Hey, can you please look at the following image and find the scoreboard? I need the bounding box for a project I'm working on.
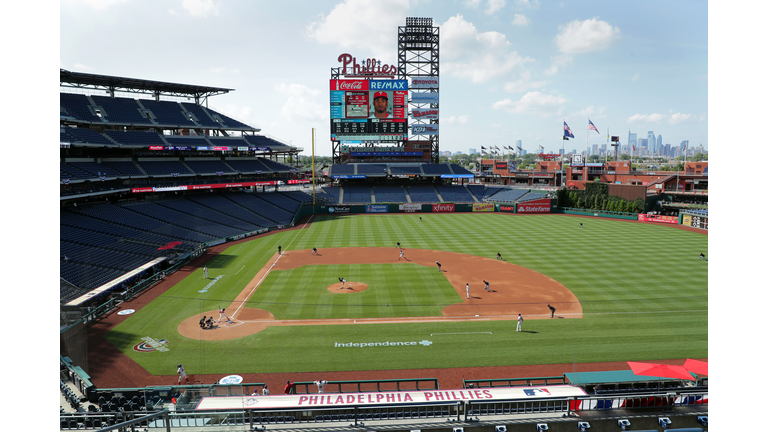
[330,79,408,142]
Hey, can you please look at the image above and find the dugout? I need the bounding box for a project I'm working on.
[564,370,705,395]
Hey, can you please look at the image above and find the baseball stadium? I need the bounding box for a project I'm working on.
[59,18,708,432]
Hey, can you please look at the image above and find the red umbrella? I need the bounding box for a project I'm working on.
[683,359,708,376]
[627,361,695,381]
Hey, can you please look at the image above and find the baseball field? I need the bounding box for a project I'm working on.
[102,213,707,383]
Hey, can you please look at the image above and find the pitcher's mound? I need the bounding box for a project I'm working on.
[328,282,368,293]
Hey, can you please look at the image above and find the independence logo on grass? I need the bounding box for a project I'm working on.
[335,340,433,348]
[133,337,170,352]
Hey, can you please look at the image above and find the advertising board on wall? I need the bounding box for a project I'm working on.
[637,214,678,224]
[411,108,439,119]
[411,93,439,103]
[516,199,551,214]
[432,203,455,213]
[399,203,422,213]
[366,205,388,213]
[498,204,515,213]
[411,124,439,136]
[472,203,494,212]
[682,214,708,230]
[410,77,439,88]
[327,206,351,214]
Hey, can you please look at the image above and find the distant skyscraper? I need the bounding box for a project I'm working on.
[469,148,477,154]
[591,144,598,156]
[647,131,656,153]
[656,135,662,153]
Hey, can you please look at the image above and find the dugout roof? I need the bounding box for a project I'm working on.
[565,370,674,385]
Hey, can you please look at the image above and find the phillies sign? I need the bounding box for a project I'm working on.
[338,53,396,77]
[432,203,455,213]
[517,199,551,214]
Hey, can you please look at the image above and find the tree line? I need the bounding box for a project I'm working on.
[556,182,645,213]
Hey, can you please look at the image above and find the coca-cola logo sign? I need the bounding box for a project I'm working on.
[338,53,396,77]
[432,203,455,213]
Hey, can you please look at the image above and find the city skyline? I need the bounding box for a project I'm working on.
[59,1,708,156]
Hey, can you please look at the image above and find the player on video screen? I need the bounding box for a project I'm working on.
[369,91,391,118]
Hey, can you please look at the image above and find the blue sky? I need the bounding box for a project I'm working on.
[58,0,708,156]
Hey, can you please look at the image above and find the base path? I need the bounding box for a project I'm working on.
[178,247,582,341]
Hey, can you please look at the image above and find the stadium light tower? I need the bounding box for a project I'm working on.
[399,17,440,164]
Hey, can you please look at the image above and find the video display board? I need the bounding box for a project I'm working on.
[330,79,408,143]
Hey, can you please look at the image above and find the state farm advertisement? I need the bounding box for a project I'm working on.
[432,203,455,213]
[516,199,551,214]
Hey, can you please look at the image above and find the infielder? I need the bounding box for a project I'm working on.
[399,249,405,260]
[396,242,401,249]
[484,280,490,292]
[203,265,208,279]
[548,304,556,318]
[278,245,282,255]
[312,247,318,255]
[177,364,190,384]
[496,253,502,261]
[466,283,470,299]
[699,253,706,260]
[436,261,441,272]
[516,313,524,332]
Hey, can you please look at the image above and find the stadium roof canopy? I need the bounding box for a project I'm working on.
[60,69,233,101]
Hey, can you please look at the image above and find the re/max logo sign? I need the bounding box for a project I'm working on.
[369,80,408,90]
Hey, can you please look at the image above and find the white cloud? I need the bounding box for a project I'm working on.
[485,0,506,15]
[306,0,409,60]
[211,67,226,73]
[492,91,568,117]
[514,0,539,8]
[444,115,470,124]
[555,18,620,54]
[181,0,220,17]
[73,63,92,71]
[631,73,640,81]
[512,14,530,26]
[464,0,482,8]
[503,72,546,92]
[274,83,326,123]
[628,111,703,124]
[544,53,572,75]
[441,14,533,83]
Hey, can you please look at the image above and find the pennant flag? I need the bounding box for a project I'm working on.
[538,145,544,150]
[564,121,575,139]
[588,119,599,134]
[172,173,179,178]
[632,143,635,152]
[216,171,223,176]
[99,175,106,182]
[63,179,70,185]
[255,170,262,174]
[481,146,487,150]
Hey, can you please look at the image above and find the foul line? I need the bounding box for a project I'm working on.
[234,265,245,276]
[232,215,315,319]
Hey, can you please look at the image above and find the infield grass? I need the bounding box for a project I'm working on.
[105,213,707,375]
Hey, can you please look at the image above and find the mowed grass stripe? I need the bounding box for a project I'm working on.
[107,213,707,375]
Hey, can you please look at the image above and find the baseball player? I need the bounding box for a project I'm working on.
[548,304,556,318]
[579,223,584,228]
[218,308,231,323]
[699,253,706,260]
[436,261,441,272]
[312,247,318,255]
[278,245,282,255]
[516,313,524,332]
[396,242,401,249]
[314,379,328,393]
[496,253,502,261]
[338,277,346,289]
[466,283,470,299]
[399,249,405,260]
[177,364,190,384]
[262,385,270,395]
[199,315,206,328]
[419,217,422,222]
[203,265,208,279]
[484,280,490,292]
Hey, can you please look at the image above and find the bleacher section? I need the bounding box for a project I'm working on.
[389,165,422,176]
[179,102,221,128]
[90,95,149,124]
[67,162,123,178]
[102,160,144,176]
[258,158,294,173]
[139,99,195,126]
[136,160,194,176]
[225,192,293,226]
[60,93,103,123]
[485,189,529,202]
[373,186,407,203]
[104,130,166,147]
[518,192,547,202]
[435,185,475,202]
[450,164,474,175]
[225,158,273,173]
[407,186,439,203]
[321,186,341,203]
[184,194,276,227]
[421,164,453,176]
[344,186,373,203]
[62,127,115,146]
[330,165,355,176]
[355,164,388,177]
[184,159,235,175]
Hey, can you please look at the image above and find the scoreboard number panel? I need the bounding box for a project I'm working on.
[330,79,408,142]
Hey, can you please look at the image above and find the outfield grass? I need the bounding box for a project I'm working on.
[105,213,707,376]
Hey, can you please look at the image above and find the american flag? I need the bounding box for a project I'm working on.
[632,143,635,152]
[588,119,599,134]
[564,121,575,139]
